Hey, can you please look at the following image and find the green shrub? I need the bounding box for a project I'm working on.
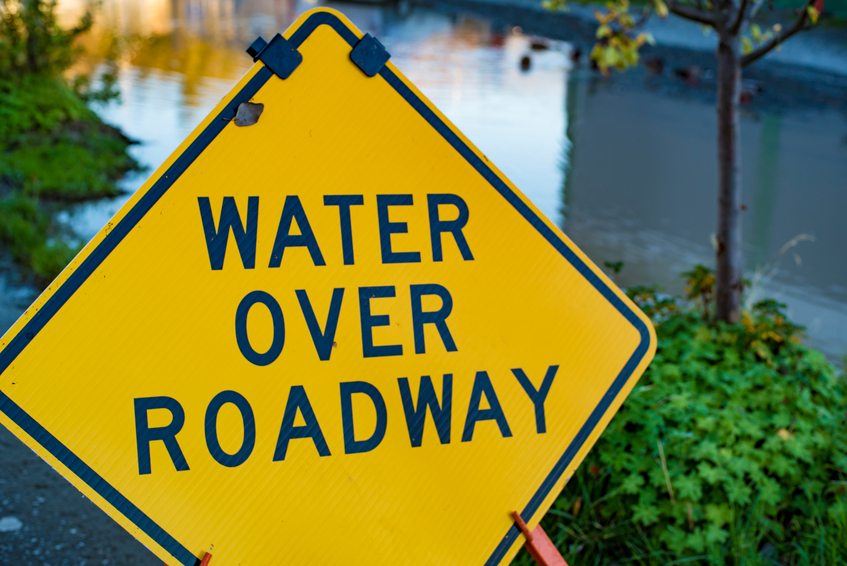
[0,193,77,281]
[0,75,91,137]
[520,273,847,565]
[0,1,138,281]
[0,75,138,201]
[0,0,92,78]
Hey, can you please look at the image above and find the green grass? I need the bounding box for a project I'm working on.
[0,75,140,283]
[0,75,139,200]
[1,131,136,200]
[0,193,77,281]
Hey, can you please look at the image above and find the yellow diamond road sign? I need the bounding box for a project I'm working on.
[0,8,655,565]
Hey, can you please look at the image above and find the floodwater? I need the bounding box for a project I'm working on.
[49,0,847,359]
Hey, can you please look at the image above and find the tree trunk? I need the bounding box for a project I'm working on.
[715,33,743,323]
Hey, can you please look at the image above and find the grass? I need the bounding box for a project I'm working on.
[0,75,140,283]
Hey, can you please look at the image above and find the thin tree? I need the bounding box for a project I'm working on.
[551,0,824,322]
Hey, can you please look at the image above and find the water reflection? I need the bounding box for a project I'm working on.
[61,0,571,235]
[53,0,847,359]
[563,77,847,357]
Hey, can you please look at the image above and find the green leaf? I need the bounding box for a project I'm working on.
[697,415,717,432]
[726,481,752,504]
[758,477,782,507]
[705,523,728,544]
[685,528,706,552]
[698,462,727,485]
[676,474,703,500]
[632,502,661,526]
[767,455,793,477]
[622,472,645,494]
[705,503,732,527]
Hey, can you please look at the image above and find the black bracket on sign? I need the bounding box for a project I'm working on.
[350,34,390,77]
[246,34,302,79]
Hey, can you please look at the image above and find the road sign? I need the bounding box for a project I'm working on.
[0,8,655,565]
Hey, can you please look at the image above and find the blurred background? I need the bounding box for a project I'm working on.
[2,0,845,358]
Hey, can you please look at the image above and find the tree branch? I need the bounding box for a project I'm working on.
[747,0,767,22]
[741,4,812,67]
[667,0,718,27]
[730,0,750,34]
[635,6,653,28]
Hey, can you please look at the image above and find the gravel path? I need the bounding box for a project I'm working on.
[0,283,159,564]
[0,425,159,565]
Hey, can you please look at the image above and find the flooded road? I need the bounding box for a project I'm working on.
[43,0,847,360]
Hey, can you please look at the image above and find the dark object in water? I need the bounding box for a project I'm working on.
[570,46,582,63]
[740,79,764,104]
[520,54,532,71]
[644,56,664,74]
[529,38,550,51]
[673,65,702,84]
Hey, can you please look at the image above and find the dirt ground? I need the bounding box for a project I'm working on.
[0,302,159,565]
[0,425,159,565]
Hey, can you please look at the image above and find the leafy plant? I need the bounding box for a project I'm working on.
[0,193,77,280]
[518,271,847,564]
[0,1,138,282]
[0,0,92,77]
